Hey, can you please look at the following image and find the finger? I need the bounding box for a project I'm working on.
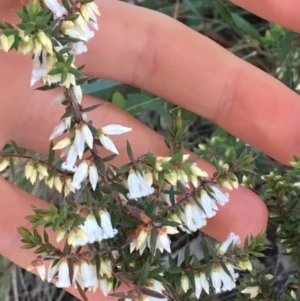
[72,0,300,165]
[230,0,300,33]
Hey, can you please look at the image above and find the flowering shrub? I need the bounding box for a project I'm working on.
[1,1,300,301]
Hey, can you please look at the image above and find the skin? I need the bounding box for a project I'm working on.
[0,0,300,299]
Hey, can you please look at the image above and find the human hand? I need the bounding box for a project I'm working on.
[0,0,300,300]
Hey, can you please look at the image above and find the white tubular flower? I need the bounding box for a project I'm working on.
[199,190,219,218]
[36,262,46,281]
[177,169,189,188]
[79,261,98,288]
[241,286,260,299]
[44,0,66,18]
[74,124,94,159]
[54,175,63,193]
[56,260,71,288]
[68,227,88,247]
[1,34,15,52]
[37,163,49,179]
[199,273,210,294]
[211,263,239,293]
[72,85,83,104]
[74,128,84,158]
[79,214,103,244]
[64,177,76,196]
[181,274,189,293]
[31,51,48,86]
[25,161,38,184]
[219,232,241,255]
[52,93,66,105]
[164,171,178,186]
[0,159,10,172]
[48,260,59,282]
[130,227,151,255]
[189,163,208,178]
[99,277,113,296]
[218,266,237,292]
[98,124,132,154]
[89,162,98,191]
[61,21,88,41]
[62,144,78,172]
[99,258,112,278]
[156,227,173,253]
[222,173,239,190]
[49,117,71,140]
[37,31,53,55]
[100,209,118,239]
[71,160,89,189]
[211,266,222,293]
[71,41,88,55]
[146,280,167,301]
[126,169,155,200]
[80,2,100,29]
[194,273,210,297]
[53,137,72,150]
[180,200,207,232]
[210,186,229,206]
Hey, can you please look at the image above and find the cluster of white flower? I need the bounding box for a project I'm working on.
[57,210,117,247]
[181,273,209,298]
[180,233,240,297]
[25,161,49,184]
[126,169,154,200]
[166,186,230,233]
[130,225,178,255]
[39,257,114,296]
[29,0,100,87]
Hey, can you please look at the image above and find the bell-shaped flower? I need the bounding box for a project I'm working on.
[74,261,98,289]
[218,232,240,255]
[156,226,175,253]
[99,277,113,296]
[181,274,189,293]
[49,117,71,140]
[180,200,207,232]
[88,162,98,190]
[126,169,155,200]
[241,286,261,299]
[61,21,88,41]
[198,190,219,218]
[130,226,151,255]
[71,160,89,189]
[56,260,71,288]
[210,186,229,206]
[0,159,10,172]
[98,124,132,154]
[100,209,118,239]
[43,0,66,18]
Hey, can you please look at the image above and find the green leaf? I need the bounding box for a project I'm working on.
[81,104,101,113]
[139,262,150,285]
[48,141,55,162]
[167,266,181,274]
[126,140,134,161]
[150,228,158,256]
[94,158,106,175]
[112,92,127,109]
[211,0,243,37]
